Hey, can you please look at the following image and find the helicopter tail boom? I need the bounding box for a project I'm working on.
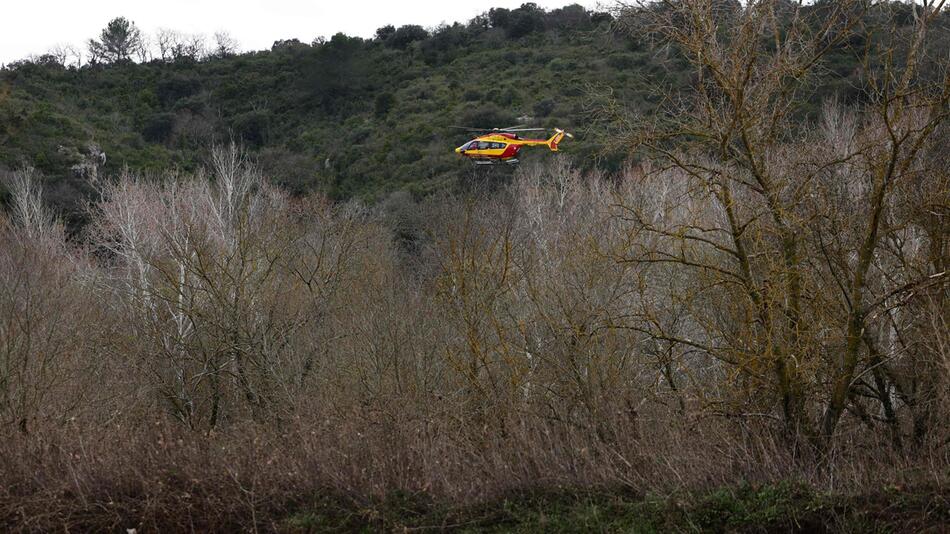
[517,129,573,151]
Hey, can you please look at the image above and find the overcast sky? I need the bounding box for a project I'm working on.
[1,0,604,64]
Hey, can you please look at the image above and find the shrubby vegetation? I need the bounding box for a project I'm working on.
[0,0,947,531]
[4,2,946,225]
[0,4,633,220]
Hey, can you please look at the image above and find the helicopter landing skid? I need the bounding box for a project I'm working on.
[474,158,519,166]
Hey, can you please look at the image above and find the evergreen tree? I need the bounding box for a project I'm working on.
[87,17,142,63]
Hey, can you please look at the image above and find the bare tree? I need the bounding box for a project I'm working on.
[183,34,208,60]
[0,169,103,433]
[155,28,177,61]
[154,28,207,62]
[1,167,57,241]
[46,44,83,68]
[136,33,153,63]
[213,31,239,57]
[606,0,949,449]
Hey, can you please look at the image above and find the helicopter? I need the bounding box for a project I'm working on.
[453,125,573,165]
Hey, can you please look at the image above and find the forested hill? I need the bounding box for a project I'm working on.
[0,2,942,222]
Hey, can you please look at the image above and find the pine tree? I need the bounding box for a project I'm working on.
[87,17,142,63]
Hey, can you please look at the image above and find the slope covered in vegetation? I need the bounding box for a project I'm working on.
[4,1,944,223]
[0,5,625,213]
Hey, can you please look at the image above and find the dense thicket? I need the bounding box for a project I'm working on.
[1,139,946,529]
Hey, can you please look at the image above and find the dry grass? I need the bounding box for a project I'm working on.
[2,410,946,531]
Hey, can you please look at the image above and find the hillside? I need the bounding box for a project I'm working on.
[2,2,928,223]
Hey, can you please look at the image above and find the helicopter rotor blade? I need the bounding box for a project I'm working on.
[449,125,550,133]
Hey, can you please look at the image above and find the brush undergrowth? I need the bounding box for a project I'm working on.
[282,483,949,533]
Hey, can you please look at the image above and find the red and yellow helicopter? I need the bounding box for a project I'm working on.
[454,125,573,165]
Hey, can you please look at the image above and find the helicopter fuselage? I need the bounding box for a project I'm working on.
[455,130,569,164]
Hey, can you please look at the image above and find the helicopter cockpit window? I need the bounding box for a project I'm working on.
[477,141,492,150]
[463,141,478,151]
